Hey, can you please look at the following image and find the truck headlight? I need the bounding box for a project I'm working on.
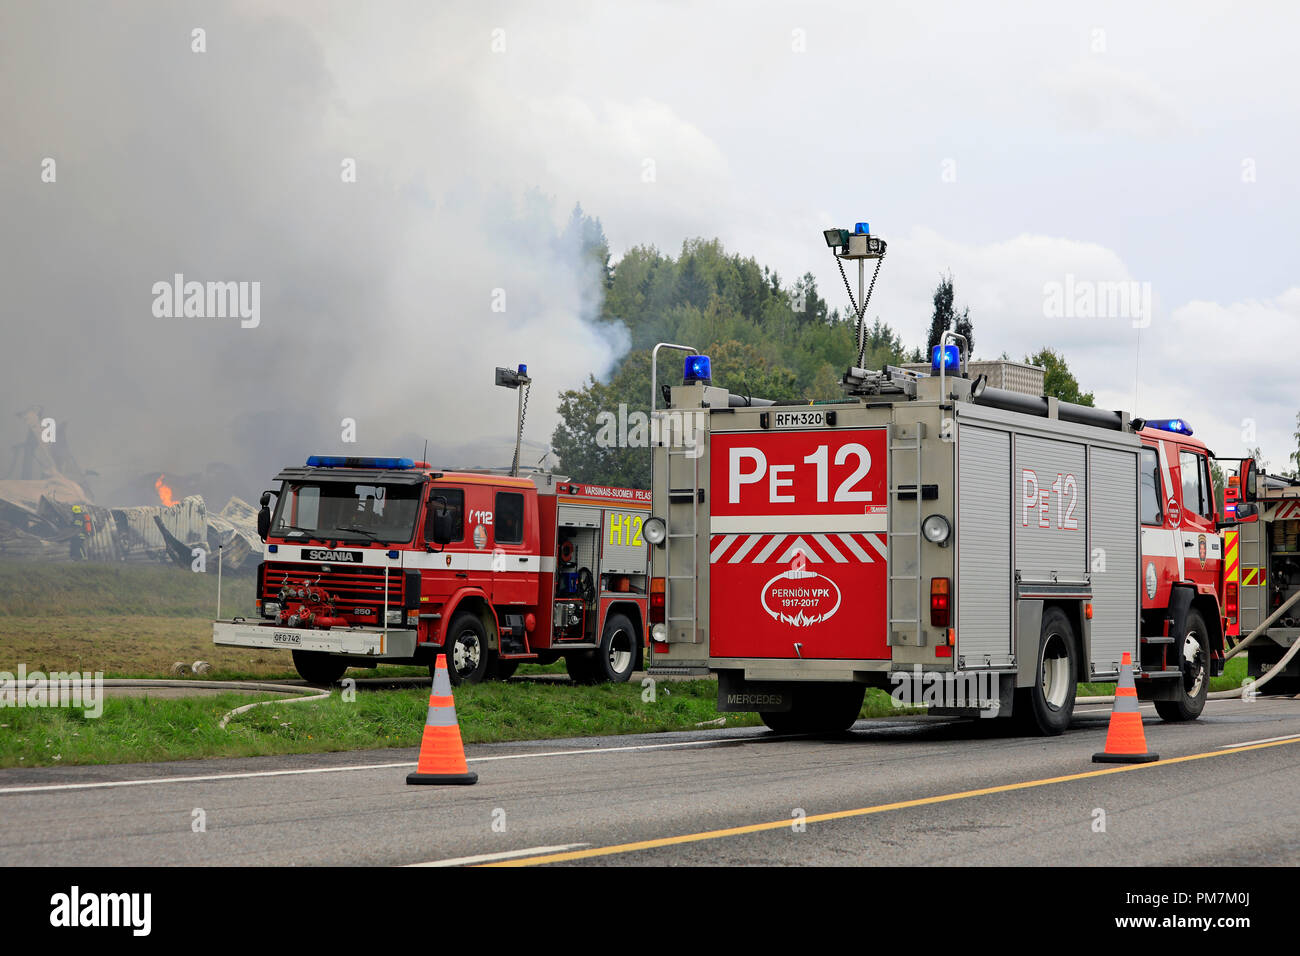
[922,515,951,545]
[262,601,280,619]
[643,517,667,546]
[652,623,667,643]
[386,610,405,625]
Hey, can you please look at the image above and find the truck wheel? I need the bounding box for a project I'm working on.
[292,650,348,685]
[592,614,638,683]
[1015,607,1077,736]
[1155,609,1209,722]
[489,659,519,681]
[443,614,492,685]
[565,651,600,684]
[760,685,865,735]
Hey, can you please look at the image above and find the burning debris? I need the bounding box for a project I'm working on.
[0,490,262,570]
[154,474,178,508]
[0,408,261,570]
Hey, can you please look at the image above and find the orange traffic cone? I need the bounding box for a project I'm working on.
[407,654,478,785]
[1093,651,1158,764]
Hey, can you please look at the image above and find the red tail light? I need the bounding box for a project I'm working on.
[1226,582,1238,622]
[649,577,665,625]
[930,578,951,628]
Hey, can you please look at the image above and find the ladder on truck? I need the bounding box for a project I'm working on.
[888,424,924,648]
[662,439,700,646]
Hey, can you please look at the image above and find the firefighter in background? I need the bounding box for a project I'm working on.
[70,505,91,560]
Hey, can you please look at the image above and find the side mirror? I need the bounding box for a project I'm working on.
[1241,459,1258,502]
[1235,502,1258,519]
[257,491,273,542]
[425,497,454,546]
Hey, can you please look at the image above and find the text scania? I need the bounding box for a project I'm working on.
[50,886,151,936]
[305,550,358,562]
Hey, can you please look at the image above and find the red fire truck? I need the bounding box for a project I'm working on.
[646,345,1228,734]
[643,224,1227,734]
[213,458,650,685]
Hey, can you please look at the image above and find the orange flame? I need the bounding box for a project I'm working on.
[155,474,177,507]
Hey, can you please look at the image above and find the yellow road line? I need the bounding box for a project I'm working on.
[483,736,1300,866]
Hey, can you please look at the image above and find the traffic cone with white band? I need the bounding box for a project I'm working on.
[1092,651,1158,764]
[407,654,478,785]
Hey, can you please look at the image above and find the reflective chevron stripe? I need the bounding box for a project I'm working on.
[709,532,887,564]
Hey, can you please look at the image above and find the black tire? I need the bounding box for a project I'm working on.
[1015,607,1077,736]
[292,650,348,685]
[442,613,492,685]
[1155,609,1210,721]
[590,613,638,683]
[489,658,520,681]
[565,651,599,685]
[759,684,865,735]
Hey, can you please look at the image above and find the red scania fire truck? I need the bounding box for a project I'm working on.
[644,223,1230,735]
[213,458,650,685]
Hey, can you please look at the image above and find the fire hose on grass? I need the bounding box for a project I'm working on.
[1077,589,1300,705]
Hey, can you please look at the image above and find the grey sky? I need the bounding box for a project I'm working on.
[3,1,1297,504]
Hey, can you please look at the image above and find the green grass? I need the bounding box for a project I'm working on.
[0,681,915,768]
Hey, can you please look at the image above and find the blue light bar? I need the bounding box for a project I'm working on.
[1144,419,1193,437]
[931,344,960,372]
[307,456,416,469]
[517,364,527,376]
[854,222,870,235]
[684,354,712,384]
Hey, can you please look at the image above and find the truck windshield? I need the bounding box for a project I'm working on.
[270,481,422,544]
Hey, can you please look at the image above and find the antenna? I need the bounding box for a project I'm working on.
[422,438,428,466]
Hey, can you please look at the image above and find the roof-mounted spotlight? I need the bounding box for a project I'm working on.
[824,228,850,250]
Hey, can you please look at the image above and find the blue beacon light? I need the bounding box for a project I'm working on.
[307,456,416,469]
[684,355,712,384]
[1144,419,1194,437]
[930,344,960,372]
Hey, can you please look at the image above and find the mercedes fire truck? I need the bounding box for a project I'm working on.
[643,222,1227,735]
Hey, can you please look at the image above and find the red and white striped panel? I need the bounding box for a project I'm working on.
[1271,500,1300,520]
[709,532,887,565]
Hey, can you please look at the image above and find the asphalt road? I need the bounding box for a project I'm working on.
[3,695,1299,866]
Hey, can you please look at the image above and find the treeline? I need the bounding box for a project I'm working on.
[550,209,920,487]
[551,206,1091,487]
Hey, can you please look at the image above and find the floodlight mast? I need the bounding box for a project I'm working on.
[826,223,887,367]
[495,364,532,476]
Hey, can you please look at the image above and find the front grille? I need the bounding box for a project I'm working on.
[262,561,405,612]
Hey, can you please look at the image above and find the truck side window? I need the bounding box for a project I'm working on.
[495,492,524,545]
[425,488,465,542]
[1180,451,1211,518]
[1140,447,1163,525]
[1200,456,1216,520]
